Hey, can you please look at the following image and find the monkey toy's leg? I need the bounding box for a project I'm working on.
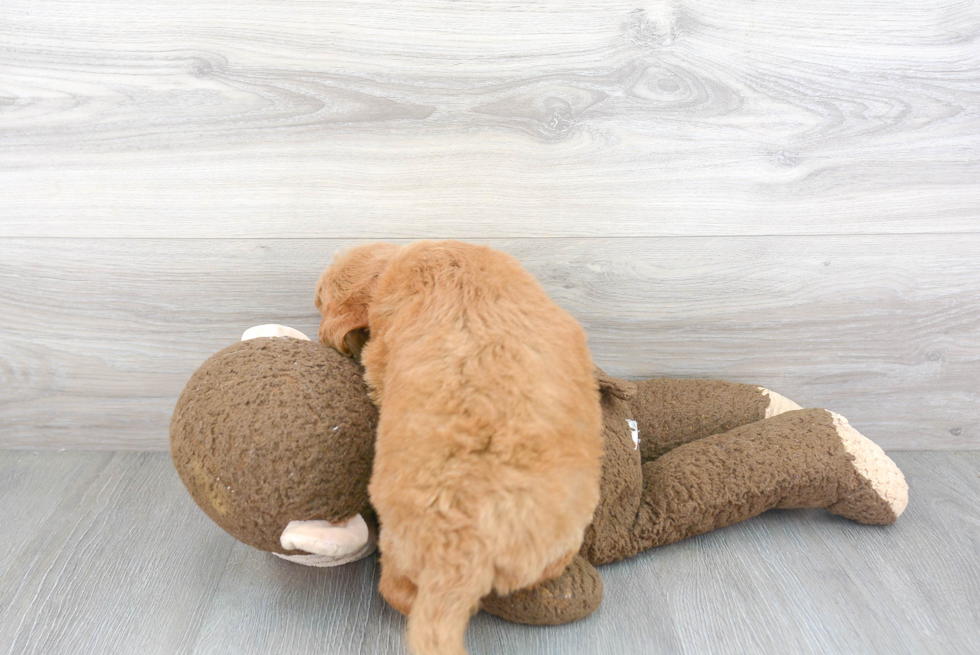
[480,554,603,626]
[629,378,802,461]
[481,377,806,625]
[610,408,908,564]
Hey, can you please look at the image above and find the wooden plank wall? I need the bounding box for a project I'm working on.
[1,1,978,449]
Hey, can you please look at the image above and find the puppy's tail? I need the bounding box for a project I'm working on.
[406,562,493,655]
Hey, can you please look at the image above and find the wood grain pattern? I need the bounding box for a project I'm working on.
[1,1,977,451]
[1,451,977,654]
[0,451,235,655]
[2,236,977,449]
[854,451,980,654]
[2,0,978,237]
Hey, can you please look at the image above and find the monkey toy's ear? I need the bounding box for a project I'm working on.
[594,368,637,401]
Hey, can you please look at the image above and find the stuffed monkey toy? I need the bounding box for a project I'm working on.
[171,326,907,625]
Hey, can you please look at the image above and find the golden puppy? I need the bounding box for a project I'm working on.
[316,241,602,655]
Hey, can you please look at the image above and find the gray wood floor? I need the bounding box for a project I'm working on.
[1,450,977,655]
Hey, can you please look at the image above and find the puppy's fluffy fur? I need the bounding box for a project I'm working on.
[316,241,602,655]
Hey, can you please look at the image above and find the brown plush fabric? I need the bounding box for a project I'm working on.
[480,554,603,625]
[608,408,894,564]
[478,395,906,623]
[828,475,899,525]
[171,348,902,627]
[579,370,642,564]
[170,337,378,554]
[629,378,769,461]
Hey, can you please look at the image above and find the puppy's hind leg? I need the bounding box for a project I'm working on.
[379,550,418,616]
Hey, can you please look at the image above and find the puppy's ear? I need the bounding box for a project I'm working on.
[317,242,399,355]
[319,310,368,356]
[343,328,370,361]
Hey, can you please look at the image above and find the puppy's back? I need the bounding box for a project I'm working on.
[366,241,603,655]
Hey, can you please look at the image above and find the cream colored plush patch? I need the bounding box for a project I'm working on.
[242,324,311,341]
[276,514,376,567]
[274,547,375,567]
[760,388,803,417]
[273,546,376,568]
[831,412,909,518]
